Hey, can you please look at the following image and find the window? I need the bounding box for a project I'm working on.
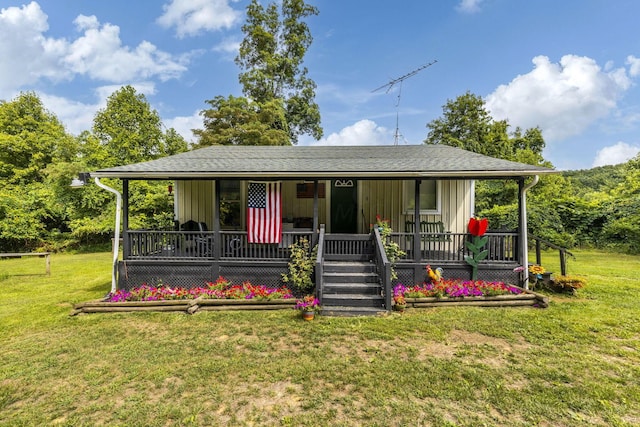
[219,180,241,228]
[404,180,440,214]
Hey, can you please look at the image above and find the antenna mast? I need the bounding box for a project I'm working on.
[372,59,437,145]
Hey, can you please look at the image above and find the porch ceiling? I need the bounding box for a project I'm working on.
[91,144,556,180]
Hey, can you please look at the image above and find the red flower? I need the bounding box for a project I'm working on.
[468,217,488,237]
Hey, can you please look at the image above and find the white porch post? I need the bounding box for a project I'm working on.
[520,175,539,290]
[94,177,122,294]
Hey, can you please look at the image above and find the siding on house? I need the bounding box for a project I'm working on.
[360,180,472,234]
[176,179,472,234]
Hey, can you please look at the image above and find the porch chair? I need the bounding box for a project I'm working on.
[404,221,452,242]
[181,220,214,257]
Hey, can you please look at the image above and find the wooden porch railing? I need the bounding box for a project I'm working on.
[389,231,519,263]
[315,225,326,305]
[372,228,392,310]
[528,234,574,276]
[322,233,373,261]
[125,230,313,260]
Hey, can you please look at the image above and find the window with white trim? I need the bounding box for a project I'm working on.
[404,180,440,214]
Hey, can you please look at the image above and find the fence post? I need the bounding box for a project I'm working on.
[560,249,567,276]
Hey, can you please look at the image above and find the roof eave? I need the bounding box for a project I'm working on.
[90,169,557,180]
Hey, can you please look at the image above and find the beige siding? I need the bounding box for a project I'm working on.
[176,180,327,230]
[281,181,327,225]
[176,179,472,233]
[175,180,214,227]
[359,179,472,234]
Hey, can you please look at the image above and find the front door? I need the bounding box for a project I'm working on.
[331,179,358,233]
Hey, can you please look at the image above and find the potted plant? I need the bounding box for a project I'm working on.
[282,238,317,294]
[295,295,320,320]
[393,294,407,312]
[549,275,586,295]
[528,264,546,289]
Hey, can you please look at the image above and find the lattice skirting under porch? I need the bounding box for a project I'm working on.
[118,260,289,290]
[395,262,521,287]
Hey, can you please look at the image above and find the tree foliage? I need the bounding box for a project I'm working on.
[196,0,322,146]
[425,91,547,165]
[93,85,187,167]
[193,96,289,147]
[424,91,640,252]
[0,88,187,252]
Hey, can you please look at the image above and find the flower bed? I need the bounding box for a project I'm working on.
[71,277,296,315]
[393,279,548,309]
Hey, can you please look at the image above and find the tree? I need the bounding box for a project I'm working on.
[425,91,547,164]
[193,96,289,147]
[0,92,74,184]
[0,92,78,251]
[197,0,322,146]
[93,85,187,167]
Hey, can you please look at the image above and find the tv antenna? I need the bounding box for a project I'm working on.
[372,59,437,145]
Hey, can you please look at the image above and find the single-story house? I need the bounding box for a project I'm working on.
[89,144,555,314]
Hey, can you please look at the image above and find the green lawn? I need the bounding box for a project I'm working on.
[1,250,639,426]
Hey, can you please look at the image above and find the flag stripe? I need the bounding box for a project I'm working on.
[247,182,281,244]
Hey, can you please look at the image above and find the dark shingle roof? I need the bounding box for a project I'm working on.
[92,144,556,179]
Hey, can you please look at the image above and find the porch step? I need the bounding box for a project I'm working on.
[321,293,384,308]
[322,271,378,284]
[323,261,376,273]
[320,260,386,315]
[321,306,387,317]
[324,282,381,295]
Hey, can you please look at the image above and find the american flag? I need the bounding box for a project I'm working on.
[247,182,282,244]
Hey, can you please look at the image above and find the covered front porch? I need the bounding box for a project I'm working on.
[89,145,555,313]
[118,222,520,300]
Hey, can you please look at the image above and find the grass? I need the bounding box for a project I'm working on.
[1,250,639,426]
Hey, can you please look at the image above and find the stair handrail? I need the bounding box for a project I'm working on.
[315,225,326,305]
[372,227,392,311]
[528,233,575,276]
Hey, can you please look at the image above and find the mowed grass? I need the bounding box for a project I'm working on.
[1,251,639,426]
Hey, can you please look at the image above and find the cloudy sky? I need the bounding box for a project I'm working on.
[1,0,639,170]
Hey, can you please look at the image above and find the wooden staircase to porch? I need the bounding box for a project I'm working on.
[320,260,386,317]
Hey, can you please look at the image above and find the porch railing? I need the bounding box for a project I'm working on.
[389,231,519,263]
[315,225,326,305]
[323,234,373,261]
[125,229,313,260]
[373,228,392,310]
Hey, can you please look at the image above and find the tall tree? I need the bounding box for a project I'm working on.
[424,91,547,164]
[93,85,187,167]
[0,92,74,184]
[197,0,322,146]
[237,0,322,143]
[193,96,289,147]
[0,92,76,250]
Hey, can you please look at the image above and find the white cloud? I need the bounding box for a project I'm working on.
[0,2,189,99]
[592,141,640,167]
[456,0,483,13]
[157,0,242,38]
[164,111,204,144]
[213,37,241,55]
[303,120,393,146]
[39,83,158,136]
[627,55,640,77]
[40,93,100,135]
[486,55,632,141]
[64,15,188,82]
[0,2,67,97]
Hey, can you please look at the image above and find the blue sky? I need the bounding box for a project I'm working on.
[1,0,640,170]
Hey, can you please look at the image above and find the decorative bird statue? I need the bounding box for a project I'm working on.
[426,265,443,283]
